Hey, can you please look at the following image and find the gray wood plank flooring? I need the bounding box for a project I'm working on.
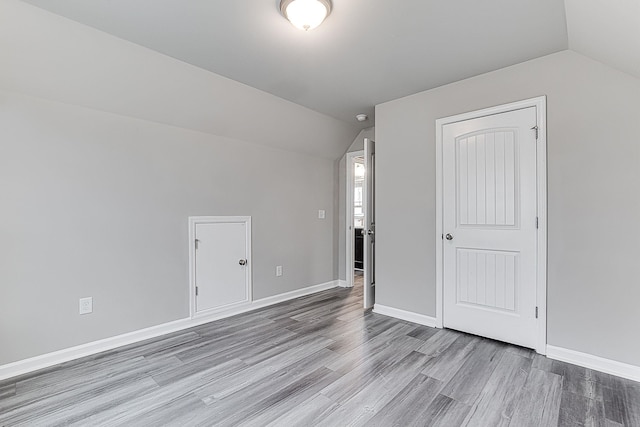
[1,275,639,426]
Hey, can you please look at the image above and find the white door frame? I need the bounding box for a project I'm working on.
[435,96,547,354]
[345,150,365,288]
[188,216,252,318]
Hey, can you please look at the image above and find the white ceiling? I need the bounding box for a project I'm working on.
[20,0,569,127]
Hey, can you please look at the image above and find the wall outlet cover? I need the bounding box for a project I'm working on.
[318,210,325,219]
[276,266,283,277]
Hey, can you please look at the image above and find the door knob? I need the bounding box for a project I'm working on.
[367,229,374,235]
[445,234,453,241]
[239,259,247,266]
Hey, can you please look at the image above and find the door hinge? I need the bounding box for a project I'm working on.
[441,234,444,240]
[531,125,539,140]
[535,306,539,319]
[536,217,539,229]
[195,286,199,296]
[195,239,200,250]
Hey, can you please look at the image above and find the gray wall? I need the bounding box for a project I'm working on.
[0,90,336,365]
[375,50,640,366]
[0,1,355,365]
[336,127,375,282]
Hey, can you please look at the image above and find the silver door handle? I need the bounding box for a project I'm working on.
[367,230,374,235]
[445,234,453,241]
[239,259,247,266]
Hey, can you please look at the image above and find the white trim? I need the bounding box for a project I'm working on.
[0,280,340,381]
[435,112,444,329]
[337,280,351,288]
[190,300,253,320]
[345,151,365,289]
[547,345,640,383]
[188,216,252,318]
[535,98,548,356]
[0,318,194,382]
[434,96,548,354]
[250,280,338,308]
[373,304,438,328]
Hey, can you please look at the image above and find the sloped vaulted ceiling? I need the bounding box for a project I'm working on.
[14,0,639,127]
[565,0,640,80]
[19,0,569,126]
[1,1,360,160]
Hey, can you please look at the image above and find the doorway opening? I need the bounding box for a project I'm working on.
[346,138,375,309]
[346,151,364,292]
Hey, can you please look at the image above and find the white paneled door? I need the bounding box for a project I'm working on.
[194,219,250,314]
[442,107,539,349]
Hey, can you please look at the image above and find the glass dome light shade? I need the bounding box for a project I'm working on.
[281,0,332,31]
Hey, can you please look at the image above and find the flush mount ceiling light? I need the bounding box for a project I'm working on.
[280,0,332,31]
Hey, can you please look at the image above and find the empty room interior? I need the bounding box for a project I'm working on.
[2,0,640,425]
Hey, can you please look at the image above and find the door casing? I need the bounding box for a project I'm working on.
[188,216,252,318]
[435,96,547,354]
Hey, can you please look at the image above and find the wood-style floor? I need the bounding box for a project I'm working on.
[1,276,639,427]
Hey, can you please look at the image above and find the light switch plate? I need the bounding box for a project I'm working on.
[318,210,325,219]
[276,266,283,277]
[79,297,93,315]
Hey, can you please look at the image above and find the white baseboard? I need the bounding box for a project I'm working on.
[250,280,339,309]
[0,280,339,381]
[373,304,438,328]
[546,345,640,383]
[337,280,351,288]
[0,318,195,382]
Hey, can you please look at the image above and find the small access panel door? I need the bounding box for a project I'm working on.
[194,219,250,313]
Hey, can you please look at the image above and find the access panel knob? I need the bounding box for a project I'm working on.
[445,234,453,241]
[239,259,247,266]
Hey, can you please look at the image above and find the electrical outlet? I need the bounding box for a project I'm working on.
[318,210,325,219]
[79,297,93,315]
[276,265,283,277]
